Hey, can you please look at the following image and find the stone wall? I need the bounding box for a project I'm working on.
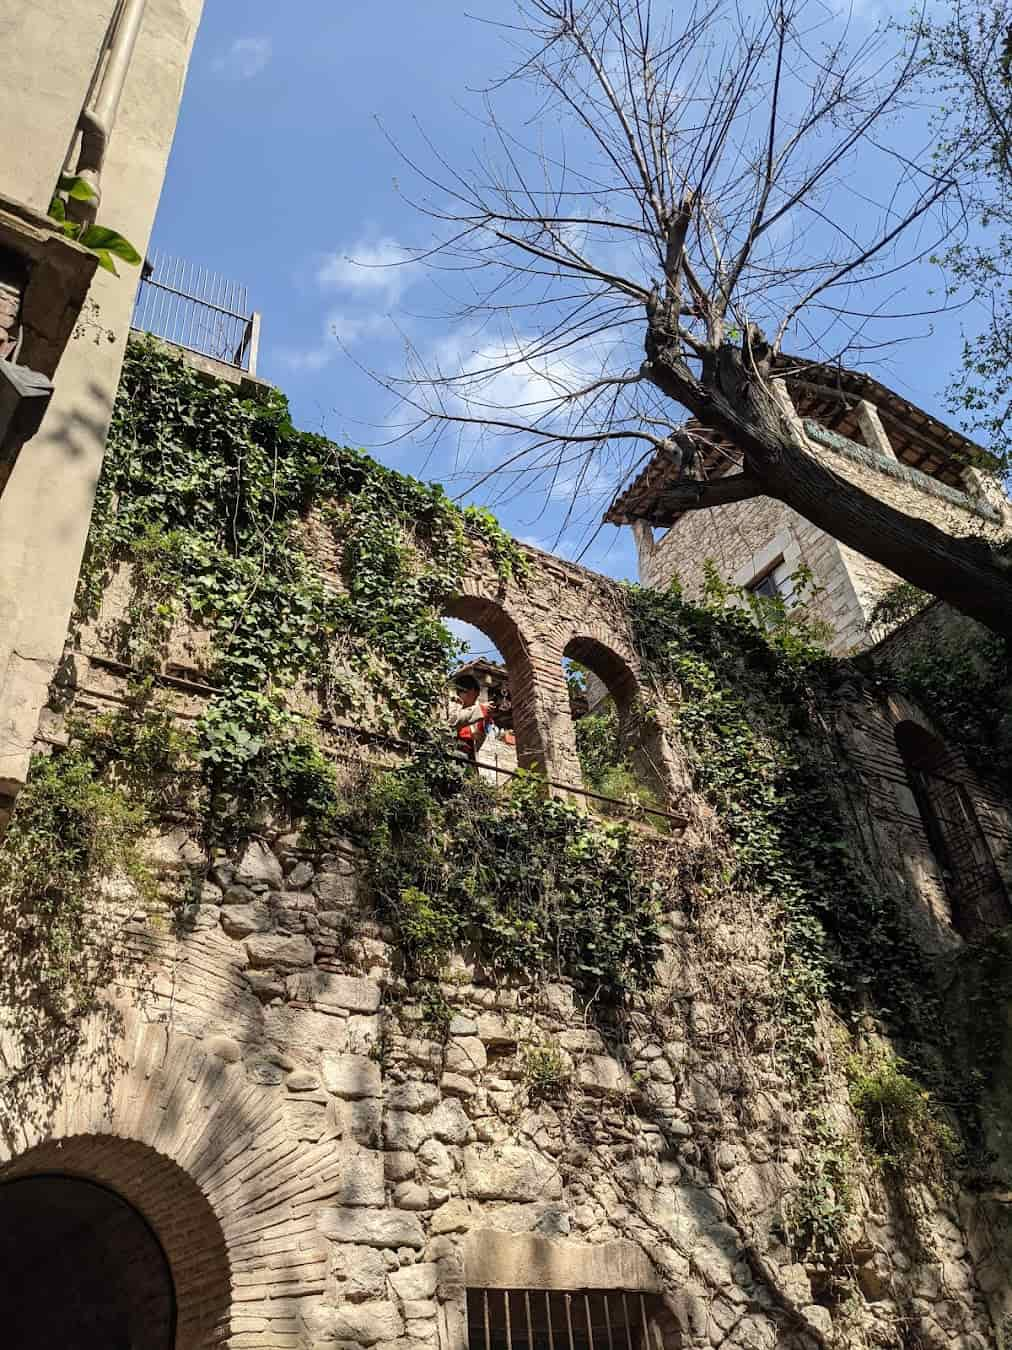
[637,429,1011,655]
[0,803,1005,1350]
[77,524,689,810]
[6,436,1012,1349]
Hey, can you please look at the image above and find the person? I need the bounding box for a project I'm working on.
[449,674,492,763]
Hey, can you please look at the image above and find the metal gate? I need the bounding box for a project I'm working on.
[467,1289,659,1350]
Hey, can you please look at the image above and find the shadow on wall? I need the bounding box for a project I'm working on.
[895,719,1012,942]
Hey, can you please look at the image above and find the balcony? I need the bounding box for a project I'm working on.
[130,250,261,380]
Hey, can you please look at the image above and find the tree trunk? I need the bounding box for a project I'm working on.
[644,325,1012,641]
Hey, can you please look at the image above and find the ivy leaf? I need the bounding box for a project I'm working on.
[79,226,142,265]
[58,174,98,202]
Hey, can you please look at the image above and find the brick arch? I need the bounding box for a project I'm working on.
[0,1009,332,1349]
[560,629,680,806]
[444,590,551,774]
[0,1137,227,1349]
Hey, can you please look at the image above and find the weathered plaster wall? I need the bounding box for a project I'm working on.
[638,434,1011,655]
[0,0,204,817]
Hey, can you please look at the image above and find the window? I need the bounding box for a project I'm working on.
[746,557,794,603]
[467,1289,661,1350]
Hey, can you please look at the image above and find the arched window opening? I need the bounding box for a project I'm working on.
[895,721,1011,939]
[442,596,547,782]
[564,635,672,823]
[0,1173,175,1350]
[445,619,517,786]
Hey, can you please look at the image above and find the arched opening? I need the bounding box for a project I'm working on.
[444,594,548,779]
[563,635,673,819]
[895,720,1011,940]
[0,1135,232,1349]
[0,1173,174,1349]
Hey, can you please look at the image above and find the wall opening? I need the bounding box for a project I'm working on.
[0,1173,175,1349]
[0,1135,232,1350]
[895,720,1011,939]
[467,1289,670,1350]
[444,595,548,778]
[563,635,672,819]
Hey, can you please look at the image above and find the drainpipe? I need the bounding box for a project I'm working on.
[71,0,150,222]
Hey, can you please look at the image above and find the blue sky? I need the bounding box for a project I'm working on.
[149,0,970,658]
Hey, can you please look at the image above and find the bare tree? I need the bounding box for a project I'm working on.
[373,0,1012,638]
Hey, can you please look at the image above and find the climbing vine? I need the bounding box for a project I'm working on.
[625,572,969,1143]
[77,340,524,829]
[344,747,661,1001]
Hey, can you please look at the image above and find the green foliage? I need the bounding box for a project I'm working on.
[521,1042,572,1102]
[346,749,660,1000]
[782,1127,856,1268]
[878,623,1012,786]
[78,340,524,830]
[574,702,622,785]
[0,745,151,1022]
[47,176,141,275]
[626,577,951,1086]
[847,1049,957,1178]
[868,581,932,636]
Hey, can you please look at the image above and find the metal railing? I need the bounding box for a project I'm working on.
[131,251,260,374]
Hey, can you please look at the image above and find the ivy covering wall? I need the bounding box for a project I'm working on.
[3,339,1011,1271]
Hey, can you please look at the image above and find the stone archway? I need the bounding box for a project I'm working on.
[444,591,552,775]
[0,1170,177,1349]
[0,1008,333,1349]
[0,1134,230,1349]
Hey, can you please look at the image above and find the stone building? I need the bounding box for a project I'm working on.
[0,335,1011,1350]
[605,362,1012,654]
[0,0,205,824]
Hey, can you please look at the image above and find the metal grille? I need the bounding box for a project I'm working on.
[467,1289,657,1350]
[911,768,1011,933]
[130,250,260,374]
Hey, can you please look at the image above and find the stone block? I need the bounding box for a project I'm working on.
[576,1055,633,1097]
[319,1208,425,1249]
[332,1147,386,1207]
[236,840,284,889]
[290,971,382,1012]
[440,1073,477,1098]
[429,1199,477,1234]
[221,902,272,938]
[245,933,315,972]
[323,1052,382,1099]
[385,1110,434,1152]
[314,868,358,906]
[388,1262,438,1301]
[304,1300,404,1345]
[462,1145,562,1201]
[430,1098,470,1144]
[476,1013,518,1046]
[332,1244,388,1302]
[286,1069,320,1092]
[394,1181,431,1210]
[386,1081,440,1112]
[417,1139,454,1186]
[385,1152,416,1181]
[402,1301,438,1321]
[444,1037,487,1074]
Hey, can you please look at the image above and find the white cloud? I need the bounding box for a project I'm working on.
[278,311,392,372]
[211,37,272,80]
[317,238,416,304]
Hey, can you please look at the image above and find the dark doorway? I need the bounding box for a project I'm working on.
[0,1173,175,1349]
